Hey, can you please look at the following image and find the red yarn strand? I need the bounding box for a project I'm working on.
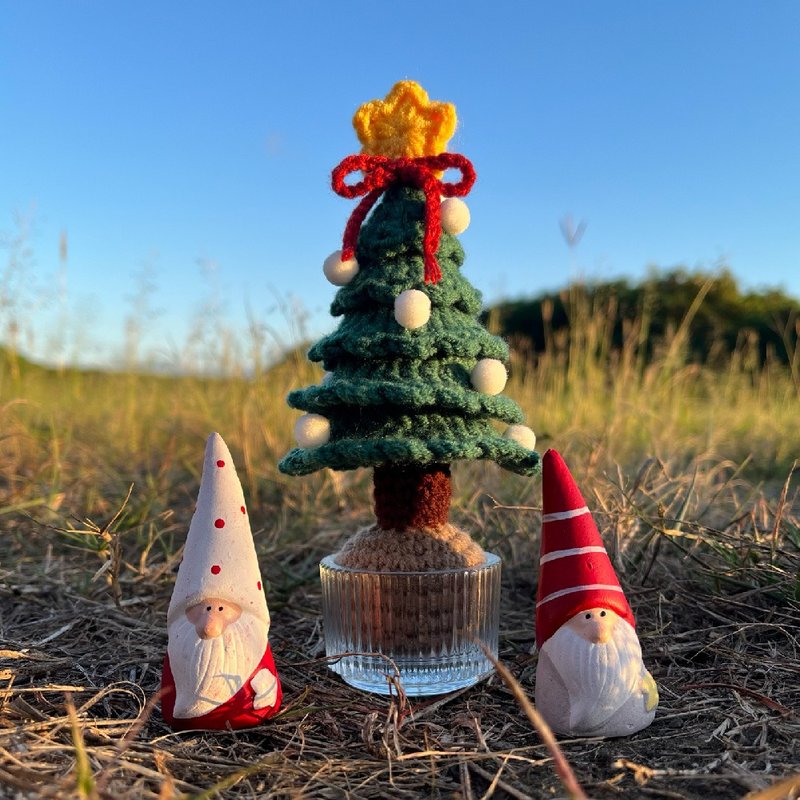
[423,189,442,284]
[341,188,383,262]
[331,153,476,285]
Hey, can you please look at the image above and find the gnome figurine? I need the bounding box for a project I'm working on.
[534,450,658,737]
[161,433,282,730]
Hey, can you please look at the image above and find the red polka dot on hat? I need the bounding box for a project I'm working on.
[214,518,225,529]
[217,459,225,467]
[210,564,221,575]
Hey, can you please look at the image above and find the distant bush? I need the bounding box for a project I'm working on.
[483,268,800,368]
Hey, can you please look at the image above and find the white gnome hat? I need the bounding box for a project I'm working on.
[167,432,270,627]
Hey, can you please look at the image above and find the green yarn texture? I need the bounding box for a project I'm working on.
[279,185,541,477]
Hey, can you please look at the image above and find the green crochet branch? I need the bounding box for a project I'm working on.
[278,185,541,481]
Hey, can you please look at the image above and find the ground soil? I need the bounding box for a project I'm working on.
[1,514,798,800]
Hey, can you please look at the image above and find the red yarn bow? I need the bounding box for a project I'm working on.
[331,153,476,285]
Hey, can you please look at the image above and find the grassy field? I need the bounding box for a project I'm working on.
[0,292,798,799]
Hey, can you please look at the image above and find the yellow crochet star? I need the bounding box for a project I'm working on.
[354,80,457,159]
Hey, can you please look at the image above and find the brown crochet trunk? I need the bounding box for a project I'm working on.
[335,463,484,571]
[373,463,451,531]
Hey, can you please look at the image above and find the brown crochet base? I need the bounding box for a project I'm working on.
[335,523,486,572]
[331,524,489,654]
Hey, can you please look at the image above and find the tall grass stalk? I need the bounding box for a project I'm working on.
[510,282,799,478]
[0,283,797,545]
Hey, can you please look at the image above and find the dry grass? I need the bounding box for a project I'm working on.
[1,291,799,799]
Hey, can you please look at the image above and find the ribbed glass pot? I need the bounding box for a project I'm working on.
[320,553,501,695]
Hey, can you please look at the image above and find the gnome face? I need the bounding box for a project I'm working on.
[534,450,657,737]
[566,607,621,645]
[168,598,269,719]
[186,598,242,640]
[162,433,281,729]
[537,607,654,735]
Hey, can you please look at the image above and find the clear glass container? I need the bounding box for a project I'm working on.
[320,553,501,696]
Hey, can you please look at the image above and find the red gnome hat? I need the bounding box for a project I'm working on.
[535,449,636,648]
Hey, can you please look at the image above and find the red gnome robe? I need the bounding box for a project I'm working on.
[534,450,657,737]
[161,433,282,730]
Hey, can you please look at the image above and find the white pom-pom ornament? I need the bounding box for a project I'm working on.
[440,198,470,235]
[394,289,431,330]
[504,424,537,450]
[323,250,359,286]
[470,358,507,395]
[294,413,330,448]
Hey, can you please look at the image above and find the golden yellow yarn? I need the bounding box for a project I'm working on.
[354,80,457,159]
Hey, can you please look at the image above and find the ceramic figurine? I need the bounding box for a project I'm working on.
[161,432,281,730]
[535,449,658,737]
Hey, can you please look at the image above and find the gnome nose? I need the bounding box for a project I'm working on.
[582,609,615,644]
[198,607,225,639]
[186,599,242,640]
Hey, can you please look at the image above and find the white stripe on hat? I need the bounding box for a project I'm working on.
[542,506,589,522]
[536,583,625,608]
[539,545,608,565]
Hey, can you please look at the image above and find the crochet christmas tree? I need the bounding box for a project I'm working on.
[279,81,540,570]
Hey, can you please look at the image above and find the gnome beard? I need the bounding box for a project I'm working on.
[539,617,645,733]
[168,610,268,719]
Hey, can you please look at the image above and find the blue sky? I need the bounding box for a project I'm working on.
[3,2,799,370]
